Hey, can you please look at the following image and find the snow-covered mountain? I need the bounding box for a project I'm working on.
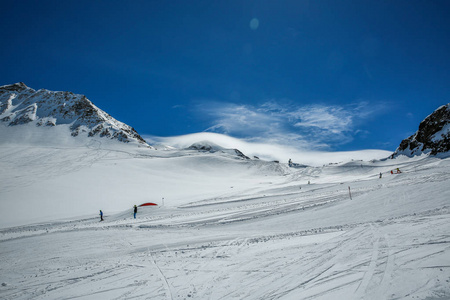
[393,103,450,157]
[1,85,449,299]
[0,83,149,146]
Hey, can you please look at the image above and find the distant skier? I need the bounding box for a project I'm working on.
[396,168,402,174]
[99,210,104,221]
[379,172,382,179]
[133,205,137,219]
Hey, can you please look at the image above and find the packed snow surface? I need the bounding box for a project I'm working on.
[1,138,449,299]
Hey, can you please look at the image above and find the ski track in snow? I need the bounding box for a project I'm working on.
[1,213,450,299]
[1,146,450,299]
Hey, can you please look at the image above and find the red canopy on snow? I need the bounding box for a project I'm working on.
[139,202,158,207]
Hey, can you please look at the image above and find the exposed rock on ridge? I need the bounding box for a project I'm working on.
[0,83,149,146]
[187,141,251,159]
[393,103,450,157]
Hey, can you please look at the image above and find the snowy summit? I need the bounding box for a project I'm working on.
[0,82,149,146]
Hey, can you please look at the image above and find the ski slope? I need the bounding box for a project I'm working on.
[0,140,449,299]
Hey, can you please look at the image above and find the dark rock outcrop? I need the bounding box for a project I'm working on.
[187,141,250,159]
[393,103,450,157]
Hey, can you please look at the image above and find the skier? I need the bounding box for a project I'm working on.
[133,205,137,219]
[396,168,401,174]
[99,210,104,221]
[379,172,382,179]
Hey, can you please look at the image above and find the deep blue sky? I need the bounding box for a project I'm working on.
[1,0,449,151]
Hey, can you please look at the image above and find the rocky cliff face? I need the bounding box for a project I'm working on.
[0,83,149,146]
[393,103,450,157]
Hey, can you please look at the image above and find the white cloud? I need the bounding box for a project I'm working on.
[202,103,278,135]
[144,100,391,165]
[193,100,386,150]
[291,106,352,131]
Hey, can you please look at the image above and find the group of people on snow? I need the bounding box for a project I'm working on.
[379,168,402,179]
[98,205,138,222]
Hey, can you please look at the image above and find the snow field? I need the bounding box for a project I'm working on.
[0,141,449,299]
[1,211,449,299]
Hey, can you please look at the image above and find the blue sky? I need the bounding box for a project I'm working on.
[1,0,449,151]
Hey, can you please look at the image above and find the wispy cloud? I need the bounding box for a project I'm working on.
[194,100,387,150]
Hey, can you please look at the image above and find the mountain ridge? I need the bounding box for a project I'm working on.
[0,83,149,146]
[393,103,450,157]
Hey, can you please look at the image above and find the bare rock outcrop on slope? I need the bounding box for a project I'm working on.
[393,103,450,157]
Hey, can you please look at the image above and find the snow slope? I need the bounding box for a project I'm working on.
[1,137,449,299]
[0,136,289,228]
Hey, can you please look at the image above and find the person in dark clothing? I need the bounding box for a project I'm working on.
[99,210,104,221]
[133,205,137,219]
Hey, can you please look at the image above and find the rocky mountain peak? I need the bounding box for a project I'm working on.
[0,83,149,146]
[393,103,450,157]
[0,82,28,92]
